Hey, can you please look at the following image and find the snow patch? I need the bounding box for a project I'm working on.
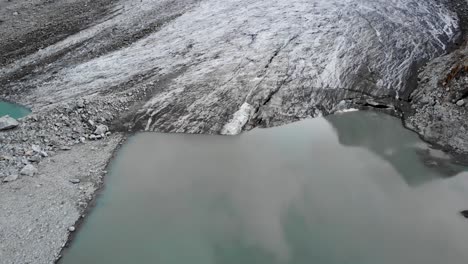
[221,102,255,135]
[336,108,359,113]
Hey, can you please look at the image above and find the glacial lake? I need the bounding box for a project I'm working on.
[60,111,468,264]
[0,101,30,119]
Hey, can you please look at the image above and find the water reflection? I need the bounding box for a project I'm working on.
[327,111,464,186]
[60,112,468,264]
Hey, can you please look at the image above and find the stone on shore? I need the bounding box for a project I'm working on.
[32,144,41,153]
[0,115,19,131]
[94,124,109,135]
[3,174,19,183]
[20,164,38,177]
[76,99,85,108]
[69,179,80,184]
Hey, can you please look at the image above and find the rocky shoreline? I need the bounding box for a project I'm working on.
[341,43,468,163]
[0,76,153,263]
[404,45,468,159]
[0,95,128,263]
[1,0,468,263]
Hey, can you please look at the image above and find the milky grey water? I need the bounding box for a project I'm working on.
[60,111,468,264]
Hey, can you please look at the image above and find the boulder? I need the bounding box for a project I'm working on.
[0,115,19,131]
[3,174,19,183]
[456,99,465,107]
[31,144,41,153]
[0,155,12,161]
[94,124,109,135]
[76,99,85,108]
[20,164,38,177]
[69,179,80,184]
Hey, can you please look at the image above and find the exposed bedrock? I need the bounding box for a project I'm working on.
[405,46,468,156]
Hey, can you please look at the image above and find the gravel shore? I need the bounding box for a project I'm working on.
[0,134,122,264]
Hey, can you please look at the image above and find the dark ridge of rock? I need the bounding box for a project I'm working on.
[404,45,468,156]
